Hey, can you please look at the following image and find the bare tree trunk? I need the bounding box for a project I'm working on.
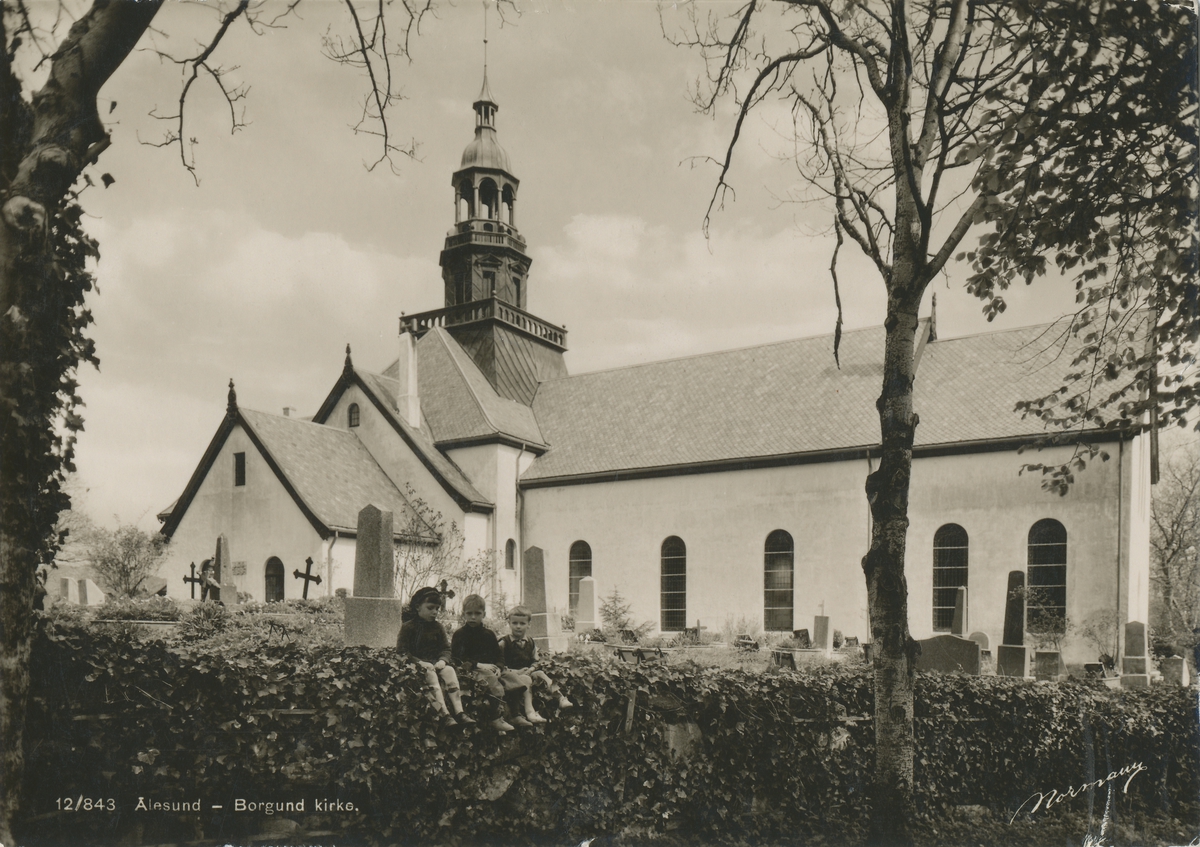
[863,299,922,847]
[0,3,162,841]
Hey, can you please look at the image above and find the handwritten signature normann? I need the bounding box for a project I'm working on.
[1009,762,1149,823]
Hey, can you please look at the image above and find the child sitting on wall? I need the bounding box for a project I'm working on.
[451,594,526,731]
[396,586,473,728]
[499,605,574,721]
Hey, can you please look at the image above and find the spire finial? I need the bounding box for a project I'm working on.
[344,343,353,374]
[483,0,488,76]
[227,379,237,416]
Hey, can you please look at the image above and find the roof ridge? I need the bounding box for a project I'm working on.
[240,406,338,431]
[928,318,1064,344]
[540,322,885,382]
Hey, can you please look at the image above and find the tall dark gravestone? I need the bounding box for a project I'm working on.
[522,546,550,653]
[950,586,967,637]
[996,570,1028,678]
[344,504,405,648]
[1120,621,1150,688]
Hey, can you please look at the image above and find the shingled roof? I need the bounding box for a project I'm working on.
[238,409,435,537]
[523,319,1097,483]
[402,328,546,447]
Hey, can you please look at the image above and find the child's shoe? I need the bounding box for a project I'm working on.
[509,715,534,728]
[453,711,476,726]
[557,695,575,710]
[527,711,548,724]
[491,717,515,732]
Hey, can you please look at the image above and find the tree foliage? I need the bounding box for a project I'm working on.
[1151,444,1200,648]
[668,0,1195,842]
[393,485,492,612]
[86,523,169,599]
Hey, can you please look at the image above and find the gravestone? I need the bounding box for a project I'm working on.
[77,578,106,606]
[997,570,1027,678]
[793,629,811,649]
[523,546,562,654]
[59,577,78,604]
[951,586,967,637]
[1121,621,1149,688]
[914,634,980,675]
[576,576,597,634]
[213,535,239,604]
[1161,656,1189,687]
[967,631,989,651]
[344,505,405,648]
[812,616,830,651]
[1034,651,1065,682]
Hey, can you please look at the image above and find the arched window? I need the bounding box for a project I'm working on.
[1028,519,1067,634]
[264,557,284,603]
[764,530,794,631]
[347,403,360,428]
[932,524,969,631]
[660,536,686,631]
[505,539,516,570]
[569,541,592,613]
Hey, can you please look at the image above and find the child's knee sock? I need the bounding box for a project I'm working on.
[523,688,536,716]
[446,684,464,714]
[428,683,449,714]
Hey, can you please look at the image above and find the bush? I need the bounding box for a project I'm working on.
[176,601,230,641]
[18,617,1199,847]
[92,595,182,622]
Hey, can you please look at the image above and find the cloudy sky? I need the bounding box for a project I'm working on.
[51,0,1084,528]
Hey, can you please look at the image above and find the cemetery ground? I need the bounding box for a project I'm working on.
[15,596,1199,847]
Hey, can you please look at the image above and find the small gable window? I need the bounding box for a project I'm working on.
[505,539,516,570]
[569,541,592,613]
[234,452,246,486]
[265,557,284,603]
[348,403,360,428]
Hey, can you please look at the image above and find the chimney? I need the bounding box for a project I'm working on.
[397,330,421,428]
[282,406,296,417]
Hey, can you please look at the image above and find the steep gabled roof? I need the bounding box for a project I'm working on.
[160,407,436,540]
[522,318,1114,484]
[391,327,546,448]
[311,366,492,512]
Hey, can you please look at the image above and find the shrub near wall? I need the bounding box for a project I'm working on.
[19,619,1199,846]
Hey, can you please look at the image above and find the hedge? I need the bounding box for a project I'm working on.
[18,617,1199,846]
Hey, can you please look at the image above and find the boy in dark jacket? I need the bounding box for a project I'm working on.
[397,586,473,727]
[451,594,524,731]
[498,605,574,722]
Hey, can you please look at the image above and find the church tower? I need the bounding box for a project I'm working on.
[400,73,568,406]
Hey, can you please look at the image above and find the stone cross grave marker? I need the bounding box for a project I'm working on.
[344,504,405,648]
[293,556,323,600]
[183,562,202,599]
[996,570,1027,677]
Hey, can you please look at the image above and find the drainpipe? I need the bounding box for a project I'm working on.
[1117,440,1125,657]
[325,531,337,598]
[517,443,527,605]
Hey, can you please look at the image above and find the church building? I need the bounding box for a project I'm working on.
[157,75,1152,666]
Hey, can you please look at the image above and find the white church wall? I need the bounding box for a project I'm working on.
[522,460,873,642]
[907,442,1129,666]
[445,443,525,606]
[161,425,328,603]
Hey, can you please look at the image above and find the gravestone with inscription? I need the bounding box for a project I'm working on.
[213,535,240,604]
[1120,621,1150,689]
[77,578,106,606]
[915,634,980,675]
[996,570,1028,677]
[523,546,565,653]
[344,505,405,648]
